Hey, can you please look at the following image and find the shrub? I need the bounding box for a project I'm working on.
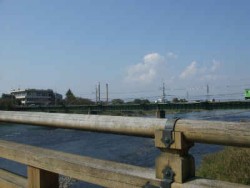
[197,147,250,185]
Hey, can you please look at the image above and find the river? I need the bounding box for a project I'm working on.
[0,109,249,187]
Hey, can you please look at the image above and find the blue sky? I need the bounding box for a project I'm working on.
[1,0,250,101]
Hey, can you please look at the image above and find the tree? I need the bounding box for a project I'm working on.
[179,98,187,103]
[0,94,17,110]
[172,98,187,103]
[65,89,76,104]
[111,99,124,105]
[133,99,150,104]
[172,98,179,103]
[65,89,75,101]
[74,97,94,105]
[64,89,94,105]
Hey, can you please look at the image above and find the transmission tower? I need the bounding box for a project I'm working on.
[206,84,209,101]
[160,82,166,103]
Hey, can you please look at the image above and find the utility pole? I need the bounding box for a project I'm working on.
[157,82,166,118]
[161,82,166,103]
[206,84,209,101]
[186,91,189,101]
[95,85,98,104]
[106,83,109,105]
[98,82,101,103]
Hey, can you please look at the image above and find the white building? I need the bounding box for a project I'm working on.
[10,89,62,106]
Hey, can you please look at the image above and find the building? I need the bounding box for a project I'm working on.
[10,89,62,106]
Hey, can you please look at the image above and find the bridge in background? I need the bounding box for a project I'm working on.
[9,100,250,114]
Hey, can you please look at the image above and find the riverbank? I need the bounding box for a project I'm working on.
[197,146,250,185]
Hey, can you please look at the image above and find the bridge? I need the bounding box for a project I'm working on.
[0,111,249,188]
[8,100,250,115]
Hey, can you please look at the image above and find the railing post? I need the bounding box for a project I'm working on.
[155,128,195,184]
[156,109,165,118]
[28,166,59,188]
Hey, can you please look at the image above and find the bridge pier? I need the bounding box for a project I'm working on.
[156,109,165,118]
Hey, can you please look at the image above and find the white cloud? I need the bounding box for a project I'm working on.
[179,61,197,79]
[125,53,165,84]
[125,52,221,91]
[211,60,220,72]
[179,60,221,81]
[167,52,178,59]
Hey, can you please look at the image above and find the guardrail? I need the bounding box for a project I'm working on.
[8,100,250,113]
[0,111,249,188]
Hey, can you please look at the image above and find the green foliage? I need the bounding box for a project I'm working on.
[172,98,179,103]
[0,98,17,110]
[64,89,94,105]
[65,89,75,100]
[66,97,94,105]
[197,147,250,185]
[73,97,94,105]
[172,98,187,103]
[111,99,124,105]
[132,98,150,104]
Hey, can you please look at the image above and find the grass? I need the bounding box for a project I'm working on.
[197,146,250,185]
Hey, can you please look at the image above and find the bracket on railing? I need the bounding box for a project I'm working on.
[155,118,194,151]
[144,166,174,188]
[155,118,179,149]
[161,166,175,188]
[164,118,179,148]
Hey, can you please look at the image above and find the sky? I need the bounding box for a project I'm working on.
[1,0,250,101]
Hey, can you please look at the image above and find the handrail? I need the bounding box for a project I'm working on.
[0,111,249,147]
[0,111,165,137]
[0,139,248,188]
[176,119,250,147]
[0,110,249,188]
[0,140,162,188]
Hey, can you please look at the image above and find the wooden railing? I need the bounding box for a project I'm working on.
[0,111,249,188]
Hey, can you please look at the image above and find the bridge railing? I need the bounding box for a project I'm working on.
[9,100,250,112]
[0,111,249,188]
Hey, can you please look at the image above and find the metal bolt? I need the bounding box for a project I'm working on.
[165,170,171,177]
[165,138,170,143]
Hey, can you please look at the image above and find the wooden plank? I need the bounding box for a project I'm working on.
[0,169,27,188]
[0,140,162,188]
[175,119,250,147]
[28,166,59,188]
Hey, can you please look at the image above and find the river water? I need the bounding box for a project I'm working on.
[0,109,249,187]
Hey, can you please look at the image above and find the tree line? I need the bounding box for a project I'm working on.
[0,88,189,109]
